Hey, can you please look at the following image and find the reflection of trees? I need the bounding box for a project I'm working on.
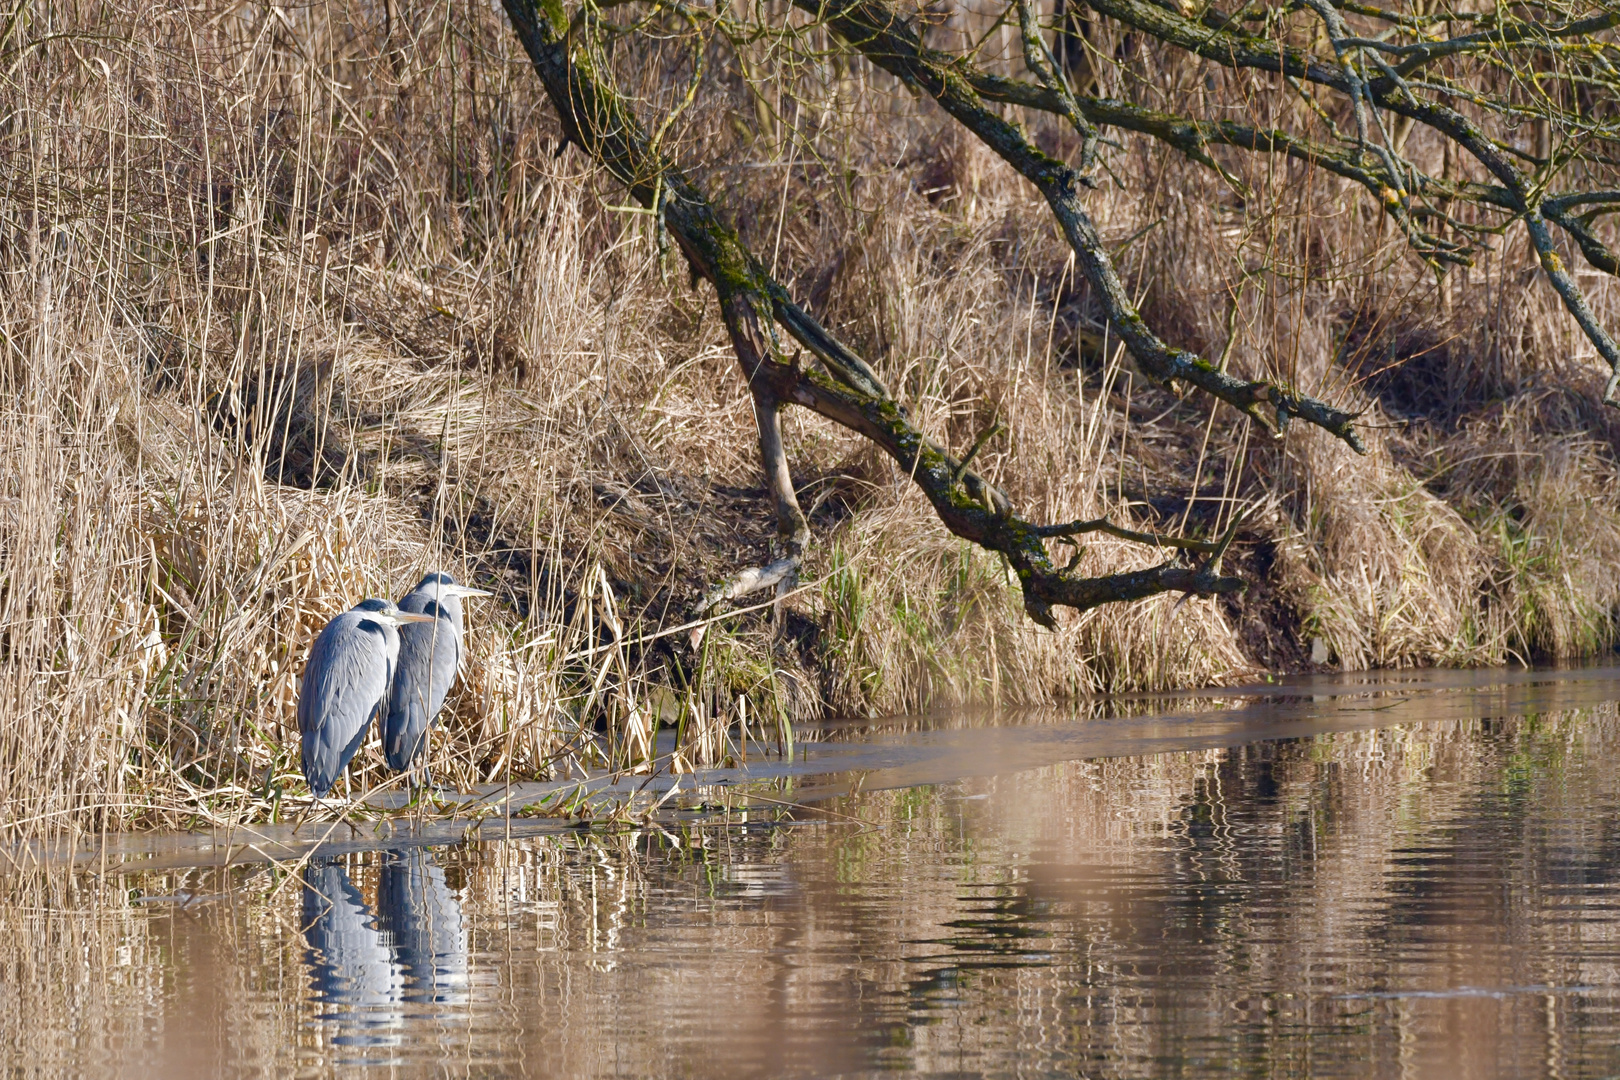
[445,716,1620,1075]
[902,711,1620,1076]
[239,715,1620,1074]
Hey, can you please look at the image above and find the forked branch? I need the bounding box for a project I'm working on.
[501,0,1247,624]
[787,0,1370,451]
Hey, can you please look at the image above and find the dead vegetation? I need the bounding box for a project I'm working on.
[0,0,1617,838]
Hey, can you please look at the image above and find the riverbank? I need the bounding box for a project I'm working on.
[19,665,1620,875]
[4,0,1619,837]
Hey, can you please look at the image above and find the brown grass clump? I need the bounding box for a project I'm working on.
[0,0,1617,838]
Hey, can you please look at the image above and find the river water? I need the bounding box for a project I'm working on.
[9,666,1620,1078]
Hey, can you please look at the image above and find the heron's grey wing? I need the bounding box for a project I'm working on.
[299,614,393,795]
[301,859,403,1033]
[384,598,463,771]
[377,848,468,1005]
[384,615,434,770]
[426,619,463,722]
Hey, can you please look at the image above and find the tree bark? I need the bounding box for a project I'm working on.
[501,0,1248,624]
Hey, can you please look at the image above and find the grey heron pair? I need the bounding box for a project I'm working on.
[296,572,492,797]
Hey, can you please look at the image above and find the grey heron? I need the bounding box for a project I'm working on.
[384,572,491,778]
[297,598,435,797]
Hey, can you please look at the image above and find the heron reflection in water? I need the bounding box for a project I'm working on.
[300,859,403,1047]
[378,847,469,1003]
[300,848,468,1046]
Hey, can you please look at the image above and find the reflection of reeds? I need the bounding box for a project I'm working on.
[3,0,1619,839]
[5,708,1620,1075]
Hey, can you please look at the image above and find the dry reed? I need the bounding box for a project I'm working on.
[0,0,1616,838]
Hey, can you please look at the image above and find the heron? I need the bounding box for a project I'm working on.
[298,598,435,798]
[383,572,492,781]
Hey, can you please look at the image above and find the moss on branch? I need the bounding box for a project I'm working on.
[502,0,1248,622]
[792,0,1368,452]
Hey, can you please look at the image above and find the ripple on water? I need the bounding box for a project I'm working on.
[10,672,1620,1077]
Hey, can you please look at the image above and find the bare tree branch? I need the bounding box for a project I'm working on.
[499,0,1620,627]
[501,0,1247,624]
[793,0,1368,450]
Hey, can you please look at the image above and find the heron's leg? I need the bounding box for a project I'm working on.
[292,793,332,836]
[292,796,317,836]
[421,727,434,794]
[404,760,435,803]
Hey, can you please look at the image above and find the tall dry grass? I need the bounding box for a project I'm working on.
[0,0,1617,836]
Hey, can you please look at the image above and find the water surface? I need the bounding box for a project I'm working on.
[9,666,1620,1078]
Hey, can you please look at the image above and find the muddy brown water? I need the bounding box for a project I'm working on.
[10,666,1620,1077]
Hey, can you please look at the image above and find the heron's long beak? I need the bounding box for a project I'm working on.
[391,611,438,625]
[443,585,493,599]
